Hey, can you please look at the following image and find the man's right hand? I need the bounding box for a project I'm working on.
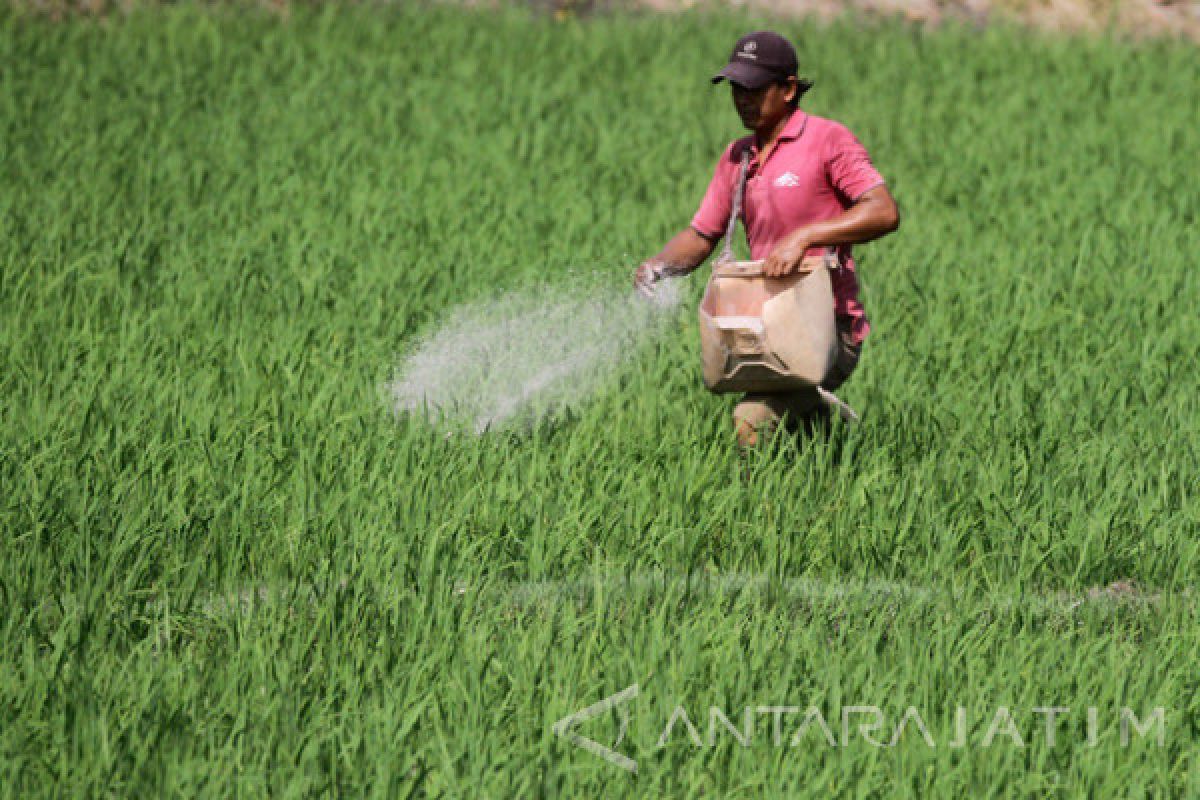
[634,260,667,298]
[633,228,718,297]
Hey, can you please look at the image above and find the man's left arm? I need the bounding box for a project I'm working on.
[762,185,900,277]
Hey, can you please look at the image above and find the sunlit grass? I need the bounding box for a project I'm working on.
[1,4,1198,795]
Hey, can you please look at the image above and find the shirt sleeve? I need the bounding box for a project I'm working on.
[825,123,886,204]
[690,143,737,240]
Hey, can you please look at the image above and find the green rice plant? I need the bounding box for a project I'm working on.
[0,3,1198,795]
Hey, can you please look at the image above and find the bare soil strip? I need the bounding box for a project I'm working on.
[11,0,1200,42]
[621,0,1200,43]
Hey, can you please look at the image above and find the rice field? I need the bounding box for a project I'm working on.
[2,3,1199,795]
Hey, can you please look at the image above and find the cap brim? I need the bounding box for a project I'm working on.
[711,62,777,89]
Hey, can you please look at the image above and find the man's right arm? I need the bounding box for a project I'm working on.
[634,227,718,293]
[634,142,737,293]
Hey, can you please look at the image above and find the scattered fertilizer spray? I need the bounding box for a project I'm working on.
[388,276,684,433]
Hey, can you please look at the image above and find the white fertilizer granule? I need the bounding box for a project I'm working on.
[387,277,684,433]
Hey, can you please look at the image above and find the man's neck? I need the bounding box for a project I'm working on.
[754,109,795,162]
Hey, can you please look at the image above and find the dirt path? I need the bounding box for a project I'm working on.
[14,0,1200,41]
[575,0,1200,42]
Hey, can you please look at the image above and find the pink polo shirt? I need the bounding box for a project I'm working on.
[691,111,886,344]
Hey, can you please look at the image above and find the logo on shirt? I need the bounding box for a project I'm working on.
[773,171,801,188]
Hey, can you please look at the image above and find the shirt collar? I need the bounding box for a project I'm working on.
[777,110,809,142]
[748,110,809,163]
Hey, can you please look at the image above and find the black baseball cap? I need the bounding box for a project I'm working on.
[711,31,814,92]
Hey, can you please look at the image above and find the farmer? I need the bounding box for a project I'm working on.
[635,31,900,448]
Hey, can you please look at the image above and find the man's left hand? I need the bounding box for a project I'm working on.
[762,230,817,277]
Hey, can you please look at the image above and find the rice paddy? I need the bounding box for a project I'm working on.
[1,3,1198,795]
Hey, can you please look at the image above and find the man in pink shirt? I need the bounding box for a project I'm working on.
[635,31,900,447]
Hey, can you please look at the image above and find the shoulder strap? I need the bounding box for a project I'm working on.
[718,148,752,265]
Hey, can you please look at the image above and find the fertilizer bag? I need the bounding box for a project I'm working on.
[698,253,839,393]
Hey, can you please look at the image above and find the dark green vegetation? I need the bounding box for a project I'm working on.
[2,4,1198,795]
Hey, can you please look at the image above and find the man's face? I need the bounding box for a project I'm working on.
[731,77,797,131]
